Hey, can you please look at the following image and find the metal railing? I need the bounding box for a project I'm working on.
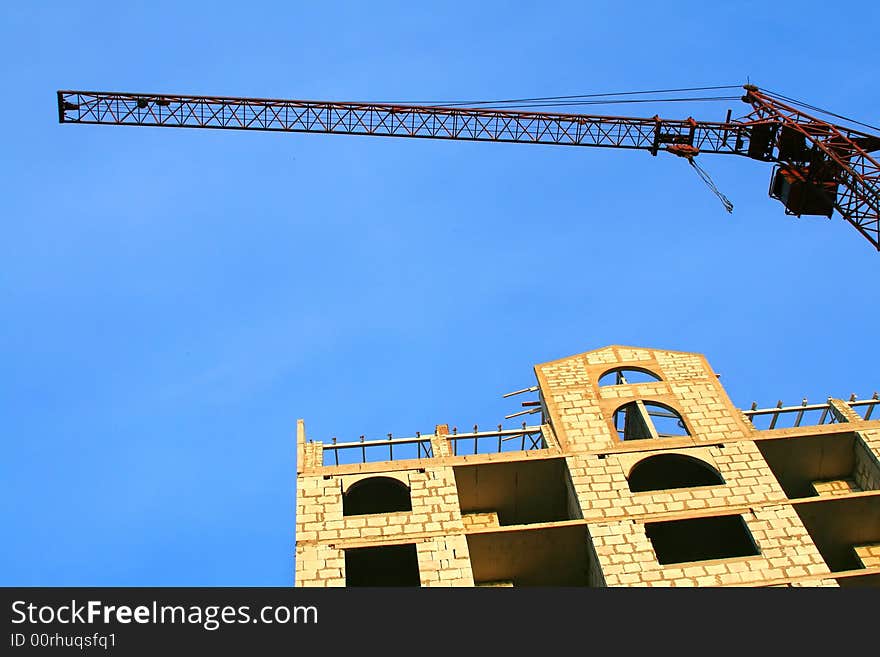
[744,392,878,430]
[447,425,546,456]
[322,434,433,467]
[743,399,841,430]
[847,392,879,420]
[319,423,547,466]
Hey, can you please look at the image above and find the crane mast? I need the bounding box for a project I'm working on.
[57,85,880,250]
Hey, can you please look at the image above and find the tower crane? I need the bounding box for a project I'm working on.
[57,85,880,250]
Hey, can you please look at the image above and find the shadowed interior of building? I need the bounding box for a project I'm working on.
[344,544,420,586]
[627,454,725,492]
[793,495,880,571]
[757,432,879,499]
[343,477,412,516]
[645,515,760,565]
[454,458,579,526]
[466,525,592,586]
[613,401,690,441]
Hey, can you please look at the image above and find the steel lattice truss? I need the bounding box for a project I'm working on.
[57,90,752,153]
[57,87,880,250]
[741,88,880,250]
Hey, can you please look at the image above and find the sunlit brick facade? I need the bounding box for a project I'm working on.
[295,346,880,587]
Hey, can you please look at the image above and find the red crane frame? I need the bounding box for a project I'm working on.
[57,85,880,250]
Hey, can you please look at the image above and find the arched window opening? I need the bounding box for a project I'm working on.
[345,544,420,586]
[342,477,412,516]
[628,454,725,492]
[645,515,760,565]
[646,402,690,437]
[598,367,662,387]
[613,401,690,441]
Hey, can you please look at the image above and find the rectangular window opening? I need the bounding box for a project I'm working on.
[645,515,760,565]
[344,544,420,587]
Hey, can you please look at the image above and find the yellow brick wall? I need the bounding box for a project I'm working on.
[295,464,469,586]
[811,479,861,496]
[588,504,830,586]
[786,578,840,587]
[462,512,500,531]
[295,475,343,544]
[853,544,880,568]
[566,441,786,522]
[296,466,465,546]
[417,536,474,586]
[585,525,607,587]
[536,346,752,454]
[854,429,880,491]
[295,544,345,587]
[295,346,880,587]
[535,355,612,452]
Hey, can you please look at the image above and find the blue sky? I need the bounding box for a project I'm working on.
[1,1,878,585]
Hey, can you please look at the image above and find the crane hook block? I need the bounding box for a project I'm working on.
[667,144,700,159]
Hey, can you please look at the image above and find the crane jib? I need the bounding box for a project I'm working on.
[56,87,880,251]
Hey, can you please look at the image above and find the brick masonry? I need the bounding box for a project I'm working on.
[295,345,880,587]
[812,479,861,496]
[854,544,880,568]
[854,429,880,491]
[296,466,465,546]
[588,504,830,587]
[565,440,787,523]
[417,536,474,587]
[461,512,500,531]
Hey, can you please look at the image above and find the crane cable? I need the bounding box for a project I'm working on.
[687,158,734,213]
[390,84,743,109]
[429,82,740,212]
[447,96,741,111]
[762,88,880,133]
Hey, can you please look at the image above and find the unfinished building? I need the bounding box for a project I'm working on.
[294,345,880,587]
